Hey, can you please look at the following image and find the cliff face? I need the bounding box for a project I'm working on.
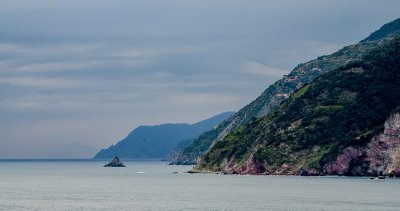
[324,113,400,176]
[171,18,400,165]
[194,37,400,176]
[217,112,400,176]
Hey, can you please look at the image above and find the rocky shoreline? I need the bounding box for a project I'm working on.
[186,112,400,177]
[185,169,397,179]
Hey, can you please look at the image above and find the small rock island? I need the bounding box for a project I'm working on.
[103,156,126,167]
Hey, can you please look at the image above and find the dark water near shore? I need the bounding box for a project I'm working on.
[0,160,399,210]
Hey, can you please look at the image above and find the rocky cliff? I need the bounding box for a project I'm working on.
[171,18,400,165]
[324,112,400,176]
[194,37,400,176]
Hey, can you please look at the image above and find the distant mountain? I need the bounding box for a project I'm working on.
[163,138,195,161]
[196,37,400,176]
[93,112,234,159]
[171,18,400,165]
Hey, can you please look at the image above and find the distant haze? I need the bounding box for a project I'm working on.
[0,0,399,158]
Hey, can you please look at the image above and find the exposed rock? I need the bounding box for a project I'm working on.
[324,113,400,176]
[204,112,400,176]
[226,155,264,175]
[104,156,126,167]
[197,113,400,177]
[299,168,318,176]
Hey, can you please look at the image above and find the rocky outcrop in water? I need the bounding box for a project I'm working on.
[104,156,126,167]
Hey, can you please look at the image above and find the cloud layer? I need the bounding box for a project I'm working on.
[0,0,399,158]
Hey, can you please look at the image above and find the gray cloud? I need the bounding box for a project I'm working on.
[0,0,399,158]
[242,61,289,77]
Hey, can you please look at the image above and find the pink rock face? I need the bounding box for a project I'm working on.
[238,155,263,174]
[384,113,400,136]
[324,113,400,176]
[219,113,400,176]
[323,147,360,175]
[223,155,263,175]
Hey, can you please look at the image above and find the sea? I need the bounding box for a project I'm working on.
[0,160,399,211]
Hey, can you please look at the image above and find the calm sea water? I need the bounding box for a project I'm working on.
[0,160,399,211]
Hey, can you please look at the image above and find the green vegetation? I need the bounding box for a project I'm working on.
[361,18,400,42]
[293,85,310,98]
[198,37,400,173]
[316,105,344,111]
[307,146,330,169]
[173,19,400,165]
[254,146,286,167]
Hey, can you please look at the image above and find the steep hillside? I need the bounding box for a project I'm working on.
[196,37,400,176]
[163,138,195,161]
[361,18,400,42]
[171,18,400,165]
[93,112,234,159]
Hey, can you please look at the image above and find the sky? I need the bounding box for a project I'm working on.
[0,0,399,158]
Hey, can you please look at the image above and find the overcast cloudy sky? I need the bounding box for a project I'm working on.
[0,0,399,158]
